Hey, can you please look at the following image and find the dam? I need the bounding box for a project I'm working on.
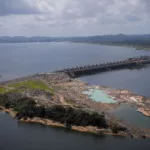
[57,56,150,78]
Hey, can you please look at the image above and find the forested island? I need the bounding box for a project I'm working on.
[0,72,149,138]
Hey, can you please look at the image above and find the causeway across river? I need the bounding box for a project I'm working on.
[57,56,150,77]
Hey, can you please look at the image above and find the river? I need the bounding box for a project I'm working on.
[1,42,150,96]
[0,42,150,149]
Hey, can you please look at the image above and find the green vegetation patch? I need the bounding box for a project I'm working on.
[8,80,54,94]
[0,86,8,94]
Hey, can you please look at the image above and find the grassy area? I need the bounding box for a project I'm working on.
[7,80,54,94]
[0,86,8,94]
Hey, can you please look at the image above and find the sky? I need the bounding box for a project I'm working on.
[0,0,149,36]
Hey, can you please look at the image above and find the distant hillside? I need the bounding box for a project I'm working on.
[0,36,62,43]
[67,34,150,46]
[0,35,150,47]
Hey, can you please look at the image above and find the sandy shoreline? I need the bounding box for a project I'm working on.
[0,105,127,137]
[21,117,127,137]
[1,105,150,138]
[0,105,17,117]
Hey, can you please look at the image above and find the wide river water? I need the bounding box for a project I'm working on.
[0,42,150,149]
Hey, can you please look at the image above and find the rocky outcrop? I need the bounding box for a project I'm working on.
[138,108,150,117]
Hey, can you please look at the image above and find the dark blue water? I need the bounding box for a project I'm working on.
[0,42,150,85]
[0,42,150,149]
[0,112,150,150]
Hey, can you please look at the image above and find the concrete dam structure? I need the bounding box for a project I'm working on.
[57,56,150,78]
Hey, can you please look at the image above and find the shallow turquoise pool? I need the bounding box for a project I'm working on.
[82,89,117,103]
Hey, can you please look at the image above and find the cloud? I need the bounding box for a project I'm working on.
[125,15,141,22]
[0,0,39,15]
[0,0,149,36]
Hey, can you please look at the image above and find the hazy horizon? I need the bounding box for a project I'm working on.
[0,34,150,38]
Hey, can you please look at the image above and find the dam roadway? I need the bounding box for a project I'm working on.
[56,56,150,78]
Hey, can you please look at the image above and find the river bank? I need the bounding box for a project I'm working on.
[0,106,146,138]
[0,104,130,138]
